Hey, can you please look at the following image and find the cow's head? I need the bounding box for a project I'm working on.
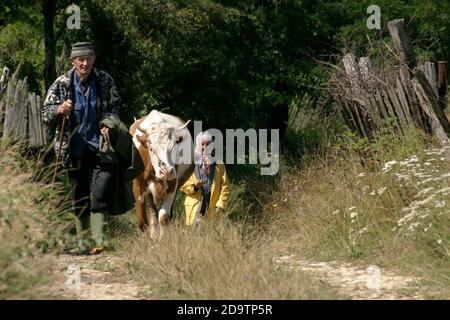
[137,121,191,180]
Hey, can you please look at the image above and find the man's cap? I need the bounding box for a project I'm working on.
[70,42,96,58]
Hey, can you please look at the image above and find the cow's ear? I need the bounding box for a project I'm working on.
[137,134,147,147]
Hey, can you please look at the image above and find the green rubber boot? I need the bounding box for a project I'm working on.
[90,212,106,254]
[73,215,90,254]
[75,215,90,239]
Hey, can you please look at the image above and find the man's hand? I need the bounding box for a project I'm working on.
[101,127,110,144]
[57,99,73,117]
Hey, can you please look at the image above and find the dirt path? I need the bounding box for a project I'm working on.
[276,255,425,299]
[44,253,152,300]
[43,252,425,300]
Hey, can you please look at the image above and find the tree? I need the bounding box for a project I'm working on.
[42,0,56,91]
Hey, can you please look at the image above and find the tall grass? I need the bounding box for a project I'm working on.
[0,142,71,299]
[117,217,342,299]
[264,127,450,298]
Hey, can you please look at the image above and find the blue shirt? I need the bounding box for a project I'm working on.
[70,72,100,158]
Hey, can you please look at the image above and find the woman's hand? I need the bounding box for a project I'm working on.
[194,178,203,190]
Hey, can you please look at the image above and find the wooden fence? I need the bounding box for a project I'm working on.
[0,65,48,147]
[332,19,449,157]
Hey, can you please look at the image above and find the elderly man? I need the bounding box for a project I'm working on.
[180,131,229,226]
[42,42,131,254]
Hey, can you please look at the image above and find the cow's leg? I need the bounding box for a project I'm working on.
[158,183,178,238]
[133,180,148,231]
[144,192,158,240]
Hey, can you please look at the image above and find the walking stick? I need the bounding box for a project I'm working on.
[52,82,72,184]
[52,116,67,183]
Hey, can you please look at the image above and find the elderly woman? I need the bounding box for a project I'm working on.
[180,131,229,226]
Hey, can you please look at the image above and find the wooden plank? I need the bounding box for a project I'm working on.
[346,100,368,138]
[382,87,403,134]
[437,61,447,111]
[343,53,362,97]
[18,79,27,141]
[0,98,5,134]
[359,57,376,93]
[414,67,450,136]
[29,93,37,146]
[376,88,401,134]
[340,98,362,136]
[353,103,369,137]
[387,19,416,80]
[374,88,390,121]
[380,87,399,126]
[0,66,10,96]
[34,93,42,146]
[33,93,40,146]
[2,79,13,137]
[37,94,45,146]
[4,79,21,138]
[412,78,450,159]
[395,77,414,125]
[13,79,26,140]
[423,61,437,97]
[37,95,47,145]
[362,95,381,130]
[338,98,356,132]
[387,84,409,131]
[401,74,428,131]
[21,79,29,141]
[369,95,384,128]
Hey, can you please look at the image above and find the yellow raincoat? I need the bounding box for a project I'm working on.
[179,163,229,225]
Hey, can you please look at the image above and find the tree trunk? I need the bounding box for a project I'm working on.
[43,0,56,91]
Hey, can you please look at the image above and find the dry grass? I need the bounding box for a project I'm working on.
[116,217,342,299]
[0,142,71,299]
[264,127,450,298]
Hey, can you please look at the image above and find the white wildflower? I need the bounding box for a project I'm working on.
[417,187,434,196]
[434,201,446,208]
[349,212,358,219]
[437,239,442,245]
[382,160,398,173]
[407,222,420,232]
[377,187,386,195]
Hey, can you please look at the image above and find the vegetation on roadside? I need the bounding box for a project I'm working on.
[265,126,450,298]
[0,142,72,298]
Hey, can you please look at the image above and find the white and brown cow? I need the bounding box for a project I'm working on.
[130,110,194,238]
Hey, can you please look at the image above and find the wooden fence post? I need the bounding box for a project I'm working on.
[0,66,48,147]
[437,61,447,112]
[387,19,416,79]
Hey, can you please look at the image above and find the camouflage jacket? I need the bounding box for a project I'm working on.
[42,67,121,166]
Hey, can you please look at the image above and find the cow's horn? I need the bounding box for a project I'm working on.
[137,124,148,134]
[176,120,191,131]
